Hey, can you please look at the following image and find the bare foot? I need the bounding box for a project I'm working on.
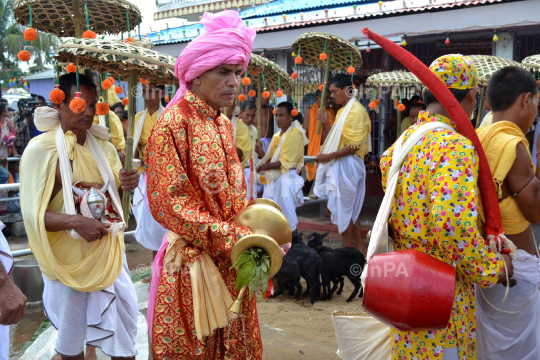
[141,275,152,283]
[85,345,97,360]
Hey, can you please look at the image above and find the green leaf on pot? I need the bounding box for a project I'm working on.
[230,251,251,270]
[235,259,256,290]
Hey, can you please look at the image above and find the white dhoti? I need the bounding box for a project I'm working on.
[0,221,12,360]
[263,169,304,231]
[133,172,167,251]
[314,155,366,234]
[476,249,540,360]
[43,257,139,357]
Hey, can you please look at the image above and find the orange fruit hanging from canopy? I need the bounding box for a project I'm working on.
[24,28,38,42]
[49,87,65,105]
[66,63,77,73]
[18,50,31,62]
[70,96,86,114]
[96,102,110,116]
[83,30,97,39]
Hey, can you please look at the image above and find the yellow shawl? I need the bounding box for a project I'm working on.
[476,121,532,235]
[233,117,253,169]
[93,110,126,153]
[20,130,124,292]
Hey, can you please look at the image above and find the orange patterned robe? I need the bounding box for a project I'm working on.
[145,90,263,359]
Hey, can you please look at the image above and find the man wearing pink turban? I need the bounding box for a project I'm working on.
[145,11,263,359]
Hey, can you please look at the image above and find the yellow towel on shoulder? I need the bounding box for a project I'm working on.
[477,121,533,235]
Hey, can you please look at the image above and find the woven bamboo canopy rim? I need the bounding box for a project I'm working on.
[292,32,362,71]
[365,71,423,87]
[468,55,522,85]
[522,54,540,69]
[14,0,142,37]
[54,38,176,85]
[247,53,293,94]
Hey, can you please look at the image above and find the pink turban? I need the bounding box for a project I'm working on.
[166,11,256,110]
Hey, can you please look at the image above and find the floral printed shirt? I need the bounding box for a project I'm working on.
[380,111,504,360]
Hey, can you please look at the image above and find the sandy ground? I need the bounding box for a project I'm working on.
[257,278,363,360]
[8,204,374,359]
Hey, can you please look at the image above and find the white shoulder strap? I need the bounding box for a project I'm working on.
[56,126,125,239]
[364,122,455,260]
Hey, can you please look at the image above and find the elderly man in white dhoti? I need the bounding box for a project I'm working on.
[313,74,371,257]
[0,221,26,360]
[132,82,168,267]
[20,72,140,360]
[256,101,309,231]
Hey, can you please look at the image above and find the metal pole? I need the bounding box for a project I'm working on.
[317,50,332,134]
[122,69,138,221]
[475,86,486,129]
[256,72,262,146]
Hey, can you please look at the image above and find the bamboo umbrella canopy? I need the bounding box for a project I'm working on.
[55,38,176,84]
[247,54,293,94]
[14,0,141,38]
[55,38,176,220]
[292,32,362,133]
[365,70,422,87]
[292,32,362,71]
[366,70,423,136]
[467,55,522,128]
[522,54,540,69]
[468,55,522,85]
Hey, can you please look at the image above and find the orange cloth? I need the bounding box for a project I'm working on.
[145,91,262,360]
[306,102,335,181]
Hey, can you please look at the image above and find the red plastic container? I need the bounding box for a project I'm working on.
[362,249,456,332]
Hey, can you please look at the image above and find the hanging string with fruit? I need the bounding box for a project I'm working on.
[18,4,35,62]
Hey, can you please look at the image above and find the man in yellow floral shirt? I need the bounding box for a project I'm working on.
[380,55,513,360]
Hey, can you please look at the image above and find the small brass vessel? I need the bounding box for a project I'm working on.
[228,199,289,314]
[232,199,292,246]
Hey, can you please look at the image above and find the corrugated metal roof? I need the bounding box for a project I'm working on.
[24,69,55,81]
[256,0,507,33]
[239,0,376,19]
[149,0,507,45]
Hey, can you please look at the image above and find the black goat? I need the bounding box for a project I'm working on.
[307,231,366,302]
[307,230,345,298]
[271,254,302,299]
[286,231,322,304]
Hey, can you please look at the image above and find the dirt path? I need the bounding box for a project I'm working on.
[257,279,362,359]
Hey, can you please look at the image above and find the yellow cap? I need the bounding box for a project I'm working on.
[428,54,478,90]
